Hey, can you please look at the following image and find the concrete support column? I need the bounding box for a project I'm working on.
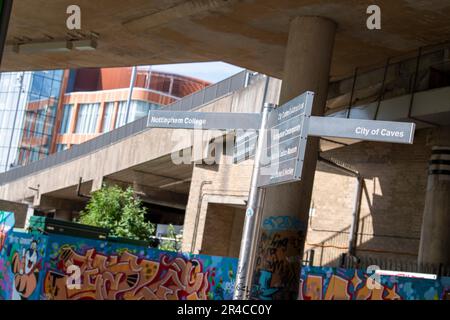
[418,126,450,266]
[251,16,336,300]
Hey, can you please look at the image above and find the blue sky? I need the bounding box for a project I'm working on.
[151,61,244,83]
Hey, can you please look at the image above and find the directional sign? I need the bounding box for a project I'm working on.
[146,91,415,189]
[147,110,261,130]
[308,116,415,144]
[257,91,314,187]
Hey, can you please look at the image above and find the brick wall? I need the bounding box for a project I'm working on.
[306,128,431,265]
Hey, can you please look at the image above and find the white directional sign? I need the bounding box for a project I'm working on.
[308,116,415,144]
[256,92,416,188]
[147,110,261,130]
[257,92,314,187]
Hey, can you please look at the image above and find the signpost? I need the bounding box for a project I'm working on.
[146,91,417,300]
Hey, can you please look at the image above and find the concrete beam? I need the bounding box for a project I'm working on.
[105,178,189,210]
[37,195,86,212]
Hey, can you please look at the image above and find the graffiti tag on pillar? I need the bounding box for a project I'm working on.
[252,217,305,300]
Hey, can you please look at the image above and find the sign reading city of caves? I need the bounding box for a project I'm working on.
[147,92,416,188]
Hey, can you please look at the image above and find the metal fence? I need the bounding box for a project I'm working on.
[0,70,256,186]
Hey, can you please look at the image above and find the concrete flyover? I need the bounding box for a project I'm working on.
[0,74,276,217]
[1,1,449,82]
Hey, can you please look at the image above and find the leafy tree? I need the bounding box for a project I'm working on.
[78,185,155,241]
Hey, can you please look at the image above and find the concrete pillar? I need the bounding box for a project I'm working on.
[418,126,450,266]
[251,16,336,300]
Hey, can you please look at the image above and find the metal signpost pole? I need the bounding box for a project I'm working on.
[233,102,274,300]
[125,66,138,124]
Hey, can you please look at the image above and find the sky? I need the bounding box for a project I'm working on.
[150,61,244,83]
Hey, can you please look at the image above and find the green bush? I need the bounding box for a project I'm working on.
[78,185,155,241]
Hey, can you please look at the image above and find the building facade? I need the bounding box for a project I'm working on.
[0,70,63,172]
[0,67,210,171]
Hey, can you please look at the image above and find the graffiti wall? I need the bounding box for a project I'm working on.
[1,229,236,300]
[2,212,450,300]
[41,234,236,300]
[299,266,450,300]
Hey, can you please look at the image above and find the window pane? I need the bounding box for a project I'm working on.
[115,101,127,129]
[102,102,114,133]
[60,104,73,134]
[75,103,100,134]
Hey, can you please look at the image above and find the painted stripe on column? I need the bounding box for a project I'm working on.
[431,149,450,155]
[429,147,450,176]
[429,169,450,176]
[429,159,450,165]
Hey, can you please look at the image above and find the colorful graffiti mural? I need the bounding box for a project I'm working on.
[299,266,450,300]
[0,211,14,253]
[0,232,47,300]
[41,235,235,300]
[2,212,450,300]
[1,231,236,300]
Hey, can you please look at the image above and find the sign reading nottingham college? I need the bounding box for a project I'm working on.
[148,110,261,130]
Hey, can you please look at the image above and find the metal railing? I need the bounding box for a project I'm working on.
[0,70,255,186]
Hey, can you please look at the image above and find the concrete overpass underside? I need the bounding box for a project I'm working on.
[3,0,450,82]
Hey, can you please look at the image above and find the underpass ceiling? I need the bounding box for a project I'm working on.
[3,0,450,81]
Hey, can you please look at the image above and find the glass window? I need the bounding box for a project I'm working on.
[128,100,150,122]
[25,112,34,138]
[56,144,68,152]
[60,104,73,134]
[30,75,44,97]
[102,102,114,133]
[75,103,100,134]
[50,80,62,98]
[34,110,46,138]
[115,101,127,129]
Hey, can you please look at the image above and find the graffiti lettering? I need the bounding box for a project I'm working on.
[262,216,305,232]
[300,267,404,300]
[44,248,210,300]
